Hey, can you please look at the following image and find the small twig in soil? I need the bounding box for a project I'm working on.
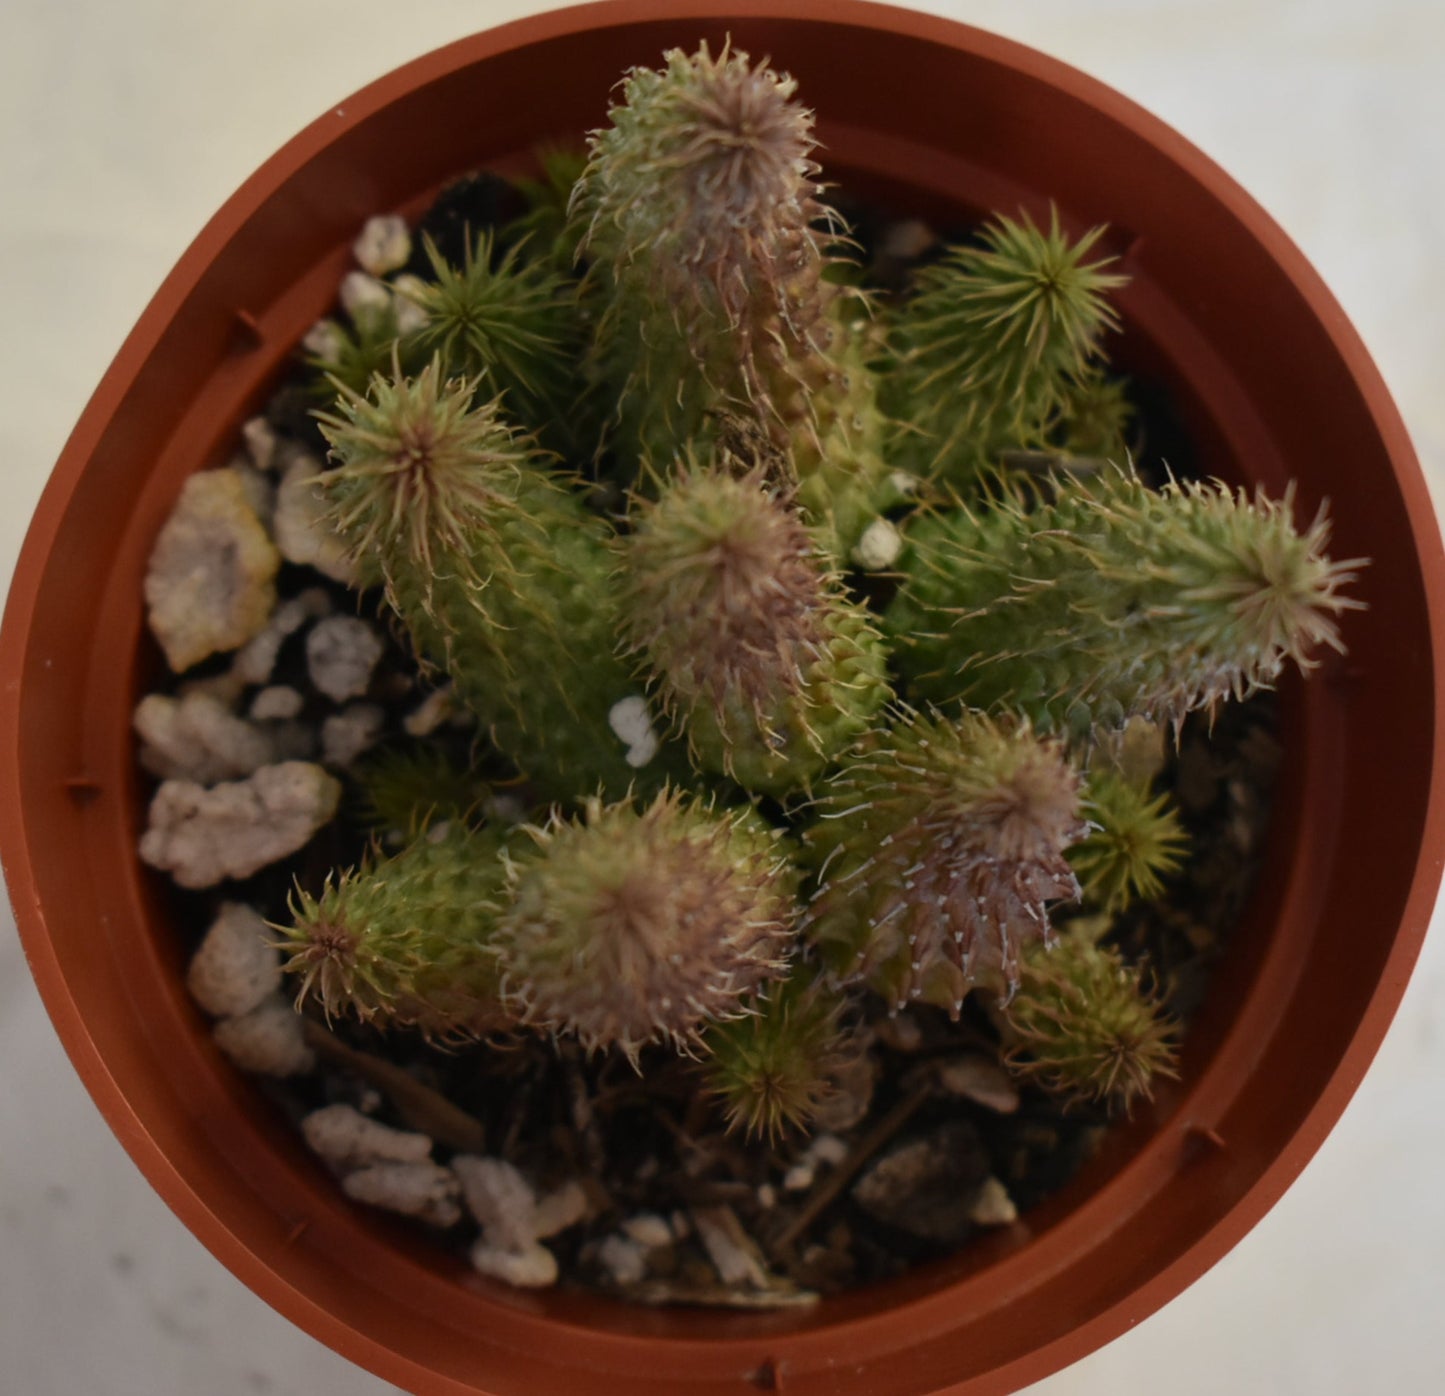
[301,1020,488,1154]
[770,1084,932,1258]
[565,1055,608,1176]
[671,1179,759,1208]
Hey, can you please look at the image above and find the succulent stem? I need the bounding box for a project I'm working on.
[886,466,1363,736]
[494,789,796,1062]
[619,462,891,794]
[803,707,1086,1013]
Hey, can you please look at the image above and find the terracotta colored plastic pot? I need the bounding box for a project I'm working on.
[2,3,1441,1393]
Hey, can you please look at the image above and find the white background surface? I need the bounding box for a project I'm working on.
[3,1,1443,1392]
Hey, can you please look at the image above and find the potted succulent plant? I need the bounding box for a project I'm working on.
[3,4,1441,1394]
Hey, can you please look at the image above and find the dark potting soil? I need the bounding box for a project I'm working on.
[149,169,1285,1305]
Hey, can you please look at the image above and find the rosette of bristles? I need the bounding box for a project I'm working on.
[352,742,495,837]
[804,707,1087,1014]
[572,40,902,556]
[702,967,852,1140]
[306,223,580,449]
[396,229,581,451]
[314,357,686,800]
[277,821,514,1043]
[493,789,796,1063]
[618,459,891,794]
[998,933,1180,1114]
[1069,768,1188,914]
[884,206,1129,486]
[886,466,1364,736]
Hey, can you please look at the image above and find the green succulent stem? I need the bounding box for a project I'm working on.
[494,789,796,1062]
[998,934,1180,1114]
[803,707,1085,1014]
[619,463,892,795]
[884,207,1127,486]
[277,822,514,1042]
[315,360,687,801]
[1069,768,1188,914]
[572,40,903,556]
[397,230,581,450]
[885,466,1363,737]
[701,966,850,1141]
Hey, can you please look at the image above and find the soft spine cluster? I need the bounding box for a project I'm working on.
[256,40,1366,1132]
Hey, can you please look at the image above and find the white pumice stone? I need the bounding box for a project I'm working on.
[403,685,455,737]
[321,703,387,769]
[241,416,278,472]
[301,1103,434,1169]
[596,1233,648,1285]
[306,616,384,703]
[968,1176,1019,1227]
[452,1155,539,1252]
[620,1213,673,1250]
[805,1134,849,1169]
[339,270,392,326]
[469,1239,558,1289]
[352,214,412,276]
[230,454,277,526]
[533,1180,591,1239]
[231,588,333,687]
[302,318,347,361]
[272,455,360,585]
[391,274,430,335]
[176,670,249,710]
[145,468,280,672]
[888,469,921,498]
[250,685,305,721]
[608,694,660,768]
[342,1161,462,1228]
[185,902,280,1018]
[782,1164,814,1193]
[212,996,315,1077]
[139,762,342,889]
[135,691,278,784]
[851,517,904,571]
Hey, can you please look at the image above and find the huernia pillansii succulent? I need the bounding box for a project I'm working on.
[885,467,1364,736]
[803,708,1087,1014]
[702,968,852,1140]
[351,742,494,836]
[1056,364,1134,460]
[618,461,891,793]
[1068,769,1188,914]
[571,40,903,557]
[397,231,581,450]
[278,822,513,1043]
[998,934,1180,1114]
[884,206,1128,485]
[313,359,686,800]
[492,790,794,1061]
[125,39,1371,1295]
[507,146,591,275]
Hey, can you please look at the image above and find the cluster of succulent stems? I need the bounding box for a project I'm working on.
[277,40,1362,1137]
